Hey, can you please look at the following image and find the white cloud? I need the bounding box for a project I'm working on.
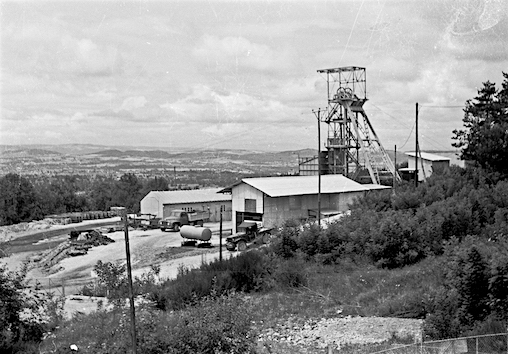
[162,84,297,126]
[120,96,148,111]
[58,36,121,76]
[193,35,292,73]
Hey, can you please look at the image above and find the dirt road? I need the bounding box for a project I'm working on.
[1,221,234,295]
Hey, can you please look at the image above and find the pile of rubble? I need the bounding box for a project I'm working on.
[257,315,423,350]
[30,230,115,271]
[0,218,60,243]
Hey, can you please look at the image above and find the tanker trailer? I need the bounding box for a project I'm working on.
[180,225,212,247]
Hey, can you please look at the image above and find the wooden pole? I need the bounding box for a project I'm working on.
[394,145,397,192]
[316,109,322,227]
[124,213,137,354]
[415,102,419,188]
[219,206,223,262]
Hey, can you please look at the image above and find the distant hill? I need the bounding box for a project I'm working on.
[0,146,61,157]
[90,149,173,158]
[0,144,191,156]
[1,144,464,170]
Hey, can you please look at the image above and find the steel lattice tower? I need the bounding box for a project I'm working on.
[316,66,400,184]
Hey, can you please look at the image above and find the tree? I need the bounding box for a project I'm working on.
[456,247,489,328]
[139,176,169,200]
[111,173,143,213]
[0,173,43,226]
[90,177,115,211]
[0,265,63,352]
[453,73,508,177]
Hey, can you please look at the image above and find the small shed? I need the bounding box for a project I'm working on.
[223,174,390,232]
[140,188,232,222]
[400,152,450,182]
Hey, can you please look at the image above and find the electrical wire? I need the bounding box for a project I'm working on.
[398,122,415,150]
[420,105,464,108]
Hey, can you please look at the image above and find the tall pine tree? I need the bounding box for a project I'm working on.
[453,73,508,177]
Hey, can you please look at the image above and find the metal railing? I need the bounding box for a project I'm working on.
[368,333,508,354]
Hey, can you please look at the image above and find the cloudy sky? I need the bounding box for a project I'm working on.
[1,0,507,152]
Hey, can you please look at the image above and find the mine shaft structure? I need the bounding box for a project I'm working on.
[315,66,400,184]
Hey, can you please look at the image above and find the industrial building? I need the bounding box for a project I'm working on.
[221,174,390,232]
[140,188,232,222]
[399,152,450,182]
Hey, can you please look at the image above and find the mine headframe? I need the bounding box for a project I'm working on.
[316,66,400,184]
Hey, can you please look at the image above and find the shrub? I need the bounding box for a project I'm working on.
[272,258,308,288]
[41,294,256,354]
[0,265,64,353]
[297,224,321,258]
[151,250,273,311]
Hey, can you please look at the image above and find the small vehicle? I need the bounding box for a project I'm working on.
[139,215,161,230]
[225,221,273,252]
[99,223,124,233]
[128,214,160,230]
[159,210,209,232]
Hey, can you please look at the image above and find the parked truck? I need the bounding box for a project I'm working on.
[225,221,273,252]
[159,210,209,232]
[128,214,161,230]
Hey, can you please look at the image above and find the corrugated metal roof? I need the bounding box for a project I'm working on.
[239,175,390,197]
[405,152,451,161]
[143,188,231,205]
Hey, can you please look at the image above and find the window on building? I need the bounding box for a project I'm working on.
[245,199,257,213]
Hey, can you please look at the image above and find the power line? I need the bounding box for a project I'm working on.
[369,102,459,151]
[399,122,415,149]
[421,105,464,108]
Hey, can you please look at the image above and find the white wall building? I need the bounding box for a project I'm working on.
[401,152,451,182]
[223,175,390,232]
[140,188,232,222]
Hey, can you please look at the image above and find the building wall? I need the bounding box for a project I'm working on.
[432,160,450,174]
[162,201,232,222]
[262,191,363,228]
[231,181,366,231]
[232,184,264,231]
[140,195,163,217]
[408,157,434,181]
[408,157,450,181]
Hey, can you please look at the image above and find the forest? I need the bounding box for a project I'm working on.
[0,169,253,226]
[1,73,508,353]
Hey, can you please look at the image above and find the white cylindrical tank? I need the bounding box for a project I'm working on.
[180,225,212,241]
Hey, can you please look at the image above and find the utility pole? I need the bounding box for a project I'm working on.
[393,145,397,193]
[123,213,137,354]
[415,102,419,188]
[312,108,323,226]
[219,205,223,262]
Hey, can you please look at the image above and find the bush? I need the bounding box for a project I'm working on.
[272,258,308,288]
[0,265,64,353]
[41,294,256,354]
[151,250,274,311]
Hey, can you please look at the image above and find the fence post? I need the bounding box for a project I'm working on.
[62,279,65,297]
[476,337,478,354]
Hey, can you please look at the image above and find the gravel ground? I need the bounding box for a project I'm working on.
[258,315,423,350]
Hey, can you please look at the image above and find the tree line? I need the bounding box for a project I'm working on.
[0,173,169,226]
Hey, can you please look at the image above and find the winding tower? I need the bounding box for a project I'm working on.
[315,66,399,184]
